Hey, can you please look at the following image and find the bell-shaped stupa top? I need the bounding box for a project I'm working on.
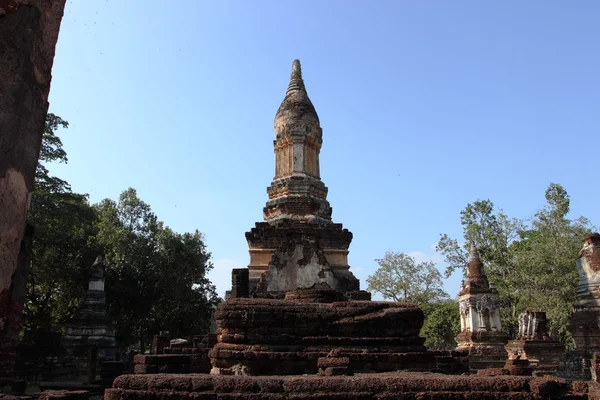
[274,59,320,132]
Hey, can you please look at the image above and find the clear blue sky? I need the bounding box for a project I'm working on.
[48,0,600,300]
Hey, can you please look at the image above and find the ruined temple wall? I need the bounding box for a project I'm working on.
[0,0,67,378]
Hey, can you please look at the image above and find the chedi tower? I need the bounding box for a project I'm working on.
[211,61,436,376]
[246,59,361,296]
[455,244,508,371]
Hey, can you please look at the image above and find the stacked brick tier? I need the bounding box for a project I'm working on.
[105,372,597,400]
[210,295,436,375]
[133,351,211,375]
[506,340,565,375]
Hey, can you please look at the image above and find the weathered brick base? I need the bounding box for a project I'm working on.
[38,391,89,400]
[105,372,598,399]
[133,351,211,374]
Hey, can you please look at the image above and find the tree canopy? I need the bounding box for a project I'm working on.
[24,113,220,351]
[366,251,447,305]
[436,183,593,345]
[95,189,219,350]
[420,300,460,350]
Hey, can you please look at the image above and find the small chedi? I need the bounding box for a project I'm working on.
[505,311,565,376]
[62,256,118,372]
[456,244,508,371]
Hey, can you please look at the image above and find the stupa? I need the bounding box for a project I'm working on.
[62,256,118,372]
[209,61,435,376]
[456,244,509,370]
[245,60,362,296]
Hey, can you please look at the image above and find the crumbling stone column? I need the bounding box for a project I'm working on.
[506,311,565,376]
[151,332,170,354]
[230,269,249,298]
[562,233,600,380]
[0,0,67,379]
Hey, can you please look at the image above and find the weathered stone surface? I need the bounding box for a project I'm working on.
[504,358,533,377]
[151,333,170,354]
[134,350,212,375]
[170,339,190,348]
[105,372,595,399]
[562,234,600,380]
[0,224,32,381]
[0,0,67,379]
[517,312,550,340]
[37,391,89,400]
[266,60,330,224]
[505,312,565,377]
[247,221,360,295]
[230,269,249,299]
[506,339,564,371]
[559,349,592,381]
[571,234,600,350]
[477,368,511,376]
[210,296,431,375]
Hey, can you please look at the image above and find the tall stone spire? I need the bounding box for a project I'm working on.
[468,243,480,262]
[286,59,307,95]
[264,60,331,223]
[245,60,360,295]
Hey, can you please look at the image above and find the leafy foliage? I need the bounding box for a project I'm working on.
[24,113,220,351]
[509,184,591,345]
[95,189,219,350]
[24,114,98,334]
[367,252,447,305]
[420,300,460,350]
[436,183,593,345]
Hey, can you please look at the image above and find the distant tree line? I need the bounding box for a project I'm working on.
[23,113,220,352]
[368,183,593,350]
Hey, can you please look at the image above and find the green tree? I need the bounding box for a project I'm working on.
[24,113,98,334]
[94,190,160,351]
[25,115,220,353]
[436,200,524,334]
[152,227,220,335]
[436,184,593,345]
[95,189,219,351]
[436,200,524,278]
[511,184,591,344]
[367,252,447,305]
[420,300,460,350]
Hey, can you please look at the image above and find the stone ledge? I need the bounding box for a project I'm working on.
[105,373,596,399]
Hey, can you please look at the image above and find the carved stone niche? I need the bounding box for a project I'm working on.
[457,294,502,335]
